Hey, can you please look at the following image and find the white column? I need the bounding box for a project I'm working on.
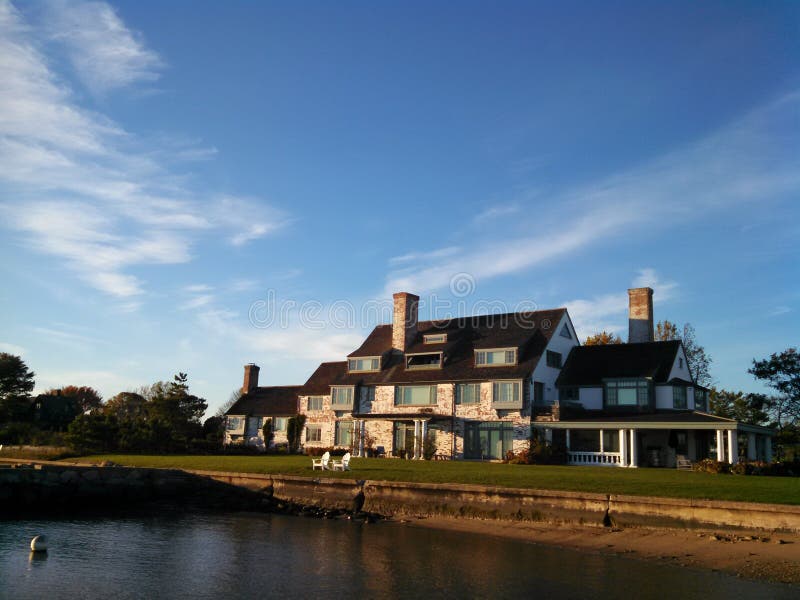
[565,429,571,450]
[421,420,428,460]
[747,433,757,461]
[358,420,365,457]
[619,429,628,467]
[629,429,638,468]
[727,430,738,465]
[413,420,421,459]
[765,436,773,463]
[599,429,604,453]
[716,430,725,462]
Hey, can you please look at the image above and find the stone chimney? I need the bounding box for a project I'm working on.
[392,292,419,353]
[242,363,260,394]
[628,287,654,343]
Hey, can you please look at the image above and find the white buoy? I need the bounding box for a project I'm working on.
[30,535,47,552]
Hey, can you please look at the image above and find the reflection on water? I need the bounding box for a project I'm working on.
[0,511,795,599]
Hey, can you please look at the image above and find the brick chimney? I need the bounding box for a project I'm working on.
[242,363,260,394]
[392,292,419,353]
[628,287,654,343]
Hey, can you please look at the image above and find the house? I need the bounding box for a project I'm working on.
[296,291,579,460]
[231,288,774,465]
[537,288,774,467]
[223,363,300,449]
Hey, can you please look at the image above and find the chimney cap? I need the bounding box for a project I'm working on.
[393,291,420,300]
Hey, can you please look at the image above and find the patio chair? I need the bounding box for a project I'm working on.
[312,451,330,470]
[676,455,693,470]
[331,452,351,471]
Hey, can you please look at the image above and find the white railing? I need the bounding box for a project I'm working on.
[568,451,623,466]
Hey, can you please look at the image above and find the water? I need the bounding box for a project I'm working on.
[0,511,795,599]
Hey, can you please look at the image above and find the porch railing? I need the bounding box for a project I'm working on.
[567,451,622,466]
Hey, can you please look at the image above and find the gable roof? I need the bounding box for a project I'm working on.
[226,386,300,417]
[302,309,568,391]
[556,340,684,387]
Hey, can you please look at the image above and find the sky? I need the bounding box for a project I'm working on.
[0,0,798,416]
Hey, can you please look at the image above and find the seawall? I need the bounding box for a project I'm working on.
[3,460,799,532]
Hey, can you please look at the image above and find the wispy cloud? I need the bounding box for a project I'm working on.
[564,268,678,339]
[385,92,800,295]
[44,0,163,95]
[389,246,461,265]
[0,1,289,298]
[472,203,519,223]
[32,325,108,350]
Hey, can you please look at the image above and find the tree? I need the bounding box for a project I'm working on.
[0,353,35,422]
[215,389,242,418]
[286,415,307,454]
[104,392,148,422]
[262,418,273,448]
[709,389,770,426]
[46,385,103,414]
[654,320,713,387]
[66,413,119,454]
[749,348,800,426]
[146,373,208,451]
[584,331,622,345]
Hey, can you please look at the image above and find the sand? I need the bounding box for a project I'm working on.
[401,517,800,585]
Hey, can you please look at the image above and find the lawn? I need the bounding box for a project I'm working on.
[70,454,800,506]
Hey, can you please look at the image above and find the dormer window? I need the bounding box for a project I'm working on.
[475,348,516,367]
[406,352,442,369]
[424,333,447,344]
[348,357,380,373]
[560,324,572,339]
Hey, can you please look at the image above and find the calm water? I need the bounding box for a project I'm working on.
[0,511,795,599]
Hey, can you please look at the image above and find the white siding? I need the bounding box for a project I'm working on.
[667,344,693,382]
[655,385,674,409]
[578,387,603,410]
[531,313,579,405]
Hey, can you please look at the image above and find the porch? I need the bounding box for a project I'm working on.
[546,416,774,468]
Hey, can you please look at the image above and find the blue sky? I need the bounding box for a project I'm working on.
[1,0,798,415]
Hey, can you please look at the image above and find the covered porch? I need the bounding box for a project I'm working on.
[351,413,452,459]
[544,414,774,468]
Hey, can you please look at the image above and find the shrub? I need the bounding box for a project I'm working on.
[692,458,730,474]
[305,446,347,457]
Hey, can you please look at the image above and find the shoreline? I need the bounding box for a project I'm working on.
[401,516,800,585]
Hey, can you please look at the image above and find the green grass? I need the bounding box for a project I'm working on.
[68,454,800,506]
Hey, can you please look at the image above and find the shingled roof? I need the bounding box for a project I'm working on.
[302,308,568,392]
[226,386,300,416]
[556,340,684,387]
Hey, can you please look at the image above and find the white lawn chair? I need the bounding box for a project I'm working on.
[331,452,351,471]
[312,451,330,470]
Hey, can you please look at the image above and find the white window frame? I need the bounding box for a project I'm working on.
[475,348,517,367]
[306,425,322,442]
[424,333,447,344]
[405,352,443,370]
[306,396,324,411]
[491,379,523,409]
[455,382,481,405]
[348,357,381,373]
[395,385,438,406]
[331,386,355,409]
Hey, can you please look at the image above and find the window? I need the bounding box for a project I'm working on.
[331,386,354,409]
[559,387,578,403]
[424,333,447,344]
[226,416,244,431]
[464,422,514,459]
[571,429,600,452]
[534,381,545,405]
[393,422,416,456]
[306,425,322,442]
[560,324,572,339]
[273,417,288,432]
[306,396,324,411]
[334,420,353,447]
[475,349,516,366]
[673,386,687,409]
[546,350,562,368]
[348,357,380,372]
[605,379,651,408]
[456,383,481,404]
[363,386,375,405]
[694,388,707,412]
[395,385,437,406]
[406,352,442,369]
[679,357,684,370]
[492,381,522,409]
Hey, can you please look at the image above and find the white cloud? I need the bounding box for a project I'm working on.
[472,203,519,223]
[385,92,800,295]
[0,2,289,298]
[180,294,214,311]
[44,0,163,94]
[563,268,679,340]
[33,369,140,398]
[0,341,27,355]
[389,246,461,265]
